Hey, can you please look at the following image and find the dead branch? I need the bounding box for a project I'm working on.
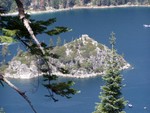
[0,74,37,113]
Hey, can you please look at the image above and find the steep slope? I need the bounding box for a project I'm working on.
[52,34,130,77]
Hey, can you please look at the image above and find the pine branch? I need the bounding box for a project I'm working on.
[2,0,76,106]
[14,0,58,101]
[14,0,45,54]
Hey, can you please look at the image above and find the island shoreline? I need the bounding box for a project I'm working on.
[4,62,131,79]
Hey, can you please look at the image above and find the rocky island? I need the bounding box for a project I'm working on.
[3,35,130,79]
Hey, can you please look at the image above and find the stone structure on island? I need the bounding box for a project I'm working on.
[4,34,130,79]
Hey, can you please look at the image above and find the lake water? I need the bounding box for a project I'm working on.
[1,7,150,113]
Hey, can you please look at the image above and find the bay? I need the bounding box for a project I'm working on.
[1,7,150,113]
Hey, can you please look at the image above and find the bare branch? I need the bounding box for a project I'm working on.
[0,74,37,113]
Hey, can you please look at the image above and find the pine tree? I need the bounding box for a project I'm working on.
[57,36,62,46]
[49,38,54,47]
[1,45,10,64]
[93,32,127,113]
[0,107,5,113]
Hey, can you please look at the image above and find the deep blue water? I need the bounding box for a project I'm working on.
[1,7,150,113]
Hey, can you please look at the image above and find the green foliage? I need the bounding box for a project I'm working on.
[0,36,15,43]
[2,28,18,37]
[94,69,127,113]
[1,16,61,40]
[0,29,17,43]
[80,61,93,69]
[43,74,78,101]
[1,11,77,102]
[53,46,66,57]
[109,32,116,51]
[0,64,8,74]
[82,42,97,57]
[50,35,126,74]
[93,33,127,113]
[14,50,35,65]
[46,27,70,36]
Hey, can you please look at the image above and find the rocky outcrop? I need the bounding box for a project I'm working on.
[3,34,130,79]
[4,60,39,79]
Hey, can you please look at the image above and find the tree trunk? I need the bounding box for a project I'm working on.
[15,0,45,54]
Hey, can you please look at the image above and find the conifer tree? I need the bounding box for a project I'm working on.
[0,107,5,113]
[93,32,127,113]
[57,36,62,46]
[1,45,10,64]
[49,38,54,47]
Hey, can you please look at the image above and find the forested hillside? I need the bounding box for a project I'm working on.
[1,0,150,12]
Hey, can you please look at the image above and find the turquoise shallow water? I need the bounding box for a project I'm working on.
[1,7,150,113]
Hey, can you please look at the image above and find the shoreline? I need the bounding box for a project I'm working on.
[2,4,150,16]
[4,63,131,79]
[51,63,131,78]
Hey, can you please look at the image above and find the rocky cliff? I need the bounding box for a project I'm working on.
[4,34,130,79]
